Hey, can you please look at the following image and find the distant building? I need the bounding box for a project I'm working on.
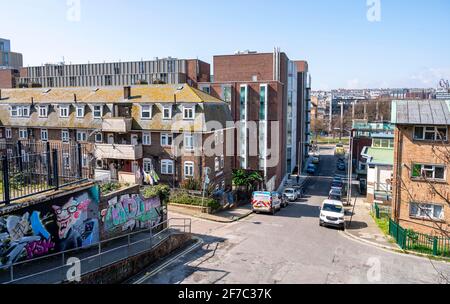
[0,38,23,89]
[391,99,450,236]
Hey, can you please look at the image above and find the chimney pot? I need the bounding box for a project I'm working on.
[74,93,77,102]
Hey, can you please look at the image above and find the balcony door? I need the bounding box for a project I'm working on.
[131,134,139,145]
[107,134,114,144]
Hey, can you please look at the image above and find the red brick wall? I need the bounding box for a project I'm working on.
[213,53,275,82]
[0,69,14,88]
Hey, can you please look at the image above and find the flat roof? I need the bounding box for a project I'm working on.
[366,147,394,166]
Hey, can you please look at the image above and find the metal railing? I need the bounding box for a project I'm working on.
[0,142,90,205]
[0,218,191,284]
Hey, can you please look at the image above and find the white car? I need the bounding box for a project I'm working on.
[319,199,345,230]
[283,188,298,202]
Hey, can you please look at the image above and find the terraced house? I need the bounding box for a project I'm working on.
[0,84,233,191]
[391,99,450,236]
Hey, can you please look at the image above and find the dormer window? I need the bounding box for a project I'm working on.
[76,105,85,118]
[162,105,172,120]
[59,105,70,118]
[10,105,31,118]
[38,105,49,117]
[183,105,195,120]
[93,105,103,119]
[141,105,152,119]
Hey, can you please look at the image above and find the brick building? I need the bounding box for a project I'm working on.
[0,85,232,191]
[198,49,311,191]
[391,99,450,236]
[0,38,23,89]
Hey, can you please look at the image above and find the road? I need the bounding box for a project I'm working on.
[131,146,450,284]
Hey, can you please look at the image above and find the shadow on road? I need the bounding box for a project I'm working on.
[345,221,369,230]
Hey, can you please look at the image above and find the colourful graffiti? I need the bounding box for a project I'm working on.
[101,194,162,233]
[0,186,100,266]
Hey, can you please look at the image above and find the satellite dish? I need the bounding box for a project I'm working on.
[439,79,449,90]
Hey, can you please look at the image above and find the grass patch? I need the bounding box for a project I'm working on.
[371,213,390,236]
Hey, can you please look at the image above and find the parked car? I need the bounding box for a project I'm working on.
[312,156,320,164]
[337,162,346,171]
[292,186,305,199]
[307,164,317,175]
[251,191,282,215]
[274,191,289,208]
[319,199,346,230]
[329,188,343,201]
[331,181,344,191]
[283,188,298,202]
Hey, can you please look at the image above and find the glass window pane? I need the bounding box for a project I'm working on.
[435,166,445,179]
[412,164,422,177]
[414,127,424,139]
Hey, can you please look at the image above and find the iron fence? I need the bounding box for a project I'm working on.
[0,142,90,206]
[0,218,191,284]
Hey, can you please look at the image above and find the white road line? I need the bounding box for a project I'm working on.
[133,237,204,284]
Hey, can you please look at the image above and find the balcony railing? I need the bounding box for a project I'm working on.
[94,144,143,160]
[102,118,133,133]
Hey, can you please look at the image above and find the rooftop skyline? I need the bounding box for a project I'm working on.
[2,0,450,90]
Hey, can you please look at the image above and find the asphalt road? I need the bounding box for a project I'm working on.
[132,146,450,284]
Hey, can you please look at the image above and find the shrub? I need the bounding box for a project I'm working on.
[169,192,220,211]
[100,182,122,195]
[142,184,171,205]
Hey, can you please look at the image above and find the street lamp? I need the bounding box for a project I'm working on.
[337,128,355,206]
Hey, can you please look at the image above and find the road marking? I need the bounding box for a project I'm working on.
[133,237,204,284]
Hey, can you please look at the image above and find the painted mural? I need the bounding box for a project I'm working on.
[100,194,163,234]
[0,186,100,266]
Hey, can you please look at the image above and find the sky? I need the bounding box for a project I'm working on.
[1,0,450,90]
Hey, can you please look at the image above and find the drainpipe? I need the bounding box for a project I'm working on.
[394,127,402,222]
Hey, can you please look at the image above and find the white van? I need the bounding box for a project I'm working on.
[319,199,345,230]
[251,191,282,215]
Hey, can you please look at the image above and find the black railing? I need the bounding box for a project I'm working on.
[0,142,90,206]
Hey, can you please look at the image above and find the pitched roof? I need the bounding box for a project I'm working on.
[391,99,450,126]
[0,84,224,104]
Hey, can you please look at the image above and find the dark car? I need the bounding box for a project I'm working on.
[337,162,346,171]
[307,164,316,175]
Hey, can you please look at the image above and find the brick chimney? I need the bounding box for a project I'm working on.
[124,86,131,100]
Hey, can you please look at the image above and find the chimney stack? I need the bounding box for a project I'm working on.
[74,93,77,102]
[124,86,131,100]
[0,89,2,100]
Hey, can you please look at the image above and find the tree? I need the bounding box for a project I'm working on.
[232,169,263,193]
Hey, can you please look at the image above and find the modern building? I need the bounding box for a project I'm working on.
[0,84,232,191]
[391,99,450,236]
[16,57,210,88]
[0,38,23,89]
[198,49,311,191]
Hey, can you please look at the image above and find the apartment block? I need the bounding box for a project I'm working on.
[198,49,311,191]
[0,38,23,89]
[16,57,210,89]
[0,85,232,191]
[391,99,450,236]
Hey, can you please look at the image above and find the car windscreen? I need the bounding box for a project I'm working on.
[329,195,341,201]
[323,204,343,213]
[284,190,295,194]
[253,194,271,202]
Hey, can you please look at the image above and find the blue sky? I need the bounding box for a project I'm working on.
[2,0,450,89]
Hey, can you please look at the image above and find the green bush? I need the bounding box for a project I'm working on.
[100,182,122,195]
[142,184,171,205]
[170,192,220,211]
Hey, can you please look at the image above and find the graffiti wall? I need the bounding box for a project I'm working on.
[0,186,100,266]
[100,191,163,239]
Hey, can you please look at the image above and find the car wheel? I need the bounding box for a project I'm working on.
[319,221,323,227]
[272,208,276,215]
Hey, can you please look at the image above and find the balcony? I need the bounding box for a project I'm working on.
[102,118,132,133]
[95,144,143,161]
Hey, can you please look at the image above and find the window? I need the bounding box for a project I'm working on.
[142,132,151,146]
[372,138,394,148]
[410,203,444,221]
[41,129,48,141]
[184,162,194,178]
[19,129,28,140]
[161,160,174,175]
[161,133,173,146]
[184,133,194,151]
[76,105,85,118]
[60,105,70,118]
[222,85,232,104]
[260,85,267,120]
[412,164,446,181]
[10,106,30,117]
[39,105,48,117]
[10,106,18,117]
[95,133,103,143]
[143,159,153,173]
[414,126,448,141]
[215,157,220,172]
[5,128,12,139]
[63,153,71,169]
[183,106,195,120]
[220,156,225,169]
[201,86,210,94]
[61,130,70,142]
[82,154,89,168]
[93,105,103,119]
[141,105,152,119]
[77,131,87,142]
[162,106,172,120]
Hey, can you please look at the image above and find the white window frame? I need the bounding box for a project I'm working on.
[184,133,194,151]
[38,105,48,118]
[95,132,103,143]
[41,129,48,141]
[184,161,194,178]
[142,132,152,146]
[162,105,172,120]
[141,105,152,119]
[61,130,70,142]
[63,152,71,169]
[183,105,195,120]
[161,133,173,147]
[82,154,89,168]
[10,105,31,118]
[76,105,85,118]
[5,128,12,139]
[413,126,448,141]
[412,163,446,181]
[10,106,18,117]
[59,105,70,118]
[19,128,28,140]
[409,202,444,221]
[161,159,174,175]
[93,105,103,119]
[76,131,87,142]
[143,158,153,173]
[215,157,220,172]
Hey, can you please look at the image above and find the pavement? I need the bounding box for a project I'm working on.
[168,204,253,223]
[130,146,450,284]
